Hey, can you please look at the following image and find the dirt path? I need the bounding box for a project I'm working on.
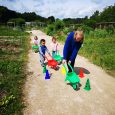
[23,30,115,115]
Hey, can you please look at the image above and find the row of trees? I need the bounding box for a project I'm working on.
[63,4,115,28]
[0,4,115,27]
[0,6,55,25]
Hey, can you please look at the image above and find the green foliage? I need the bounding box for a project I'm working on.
[63,27,70,34]
[79,36,115,71]
[55,20,64,30]
[46,24,55,35]
[94,29,108,38]
[8,18,25,26]
[47,16,55,24]
[90,10,100,22]
[99,4,115,22]
[84,19,96,28]
[0,6,47,23]
[64,4,115,28]
[0,27,29,114]
[88,29,108,38]
[77,25,93,34]
[0,6,18,23]
[0,95,15,107]
[46,20,65,36]
[0,4,115,27]
[57,34,66,42]
[45,22,115,75]
[0,26,29,36]
[106,25,115,34]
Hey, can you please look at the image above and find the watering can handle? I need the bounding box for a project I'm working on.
[56,50,59,55]
[68,64,74,72]
[63,63,74,73]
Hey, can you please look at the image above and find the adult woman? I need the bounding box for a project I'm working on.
[63,31,84,72]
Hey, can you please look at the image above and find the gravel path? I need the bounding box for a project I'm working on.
[23,30,115,115]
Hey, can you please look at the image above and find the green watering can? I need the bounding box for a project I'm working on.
[32,45,39,53]
[63,64,80,90]
[53,51,63,61]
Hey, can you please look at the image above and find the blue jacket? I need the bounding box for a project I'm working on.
[39,45,50,56]
[63,32,82,62]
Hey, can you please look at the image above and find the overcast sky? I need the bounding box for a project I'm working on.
[0,0,115,19]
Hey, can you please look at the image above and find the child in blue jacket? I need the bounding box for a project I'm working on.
[63,31,84,72]
[39,39,51,67]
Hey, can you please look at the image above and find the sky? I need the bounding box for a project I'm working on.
[0,0,115,19]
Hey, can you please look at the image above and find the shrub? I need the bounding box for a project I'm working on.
[46,24,55,35]
[106,25,115,35]
[94,29,108,38]
[78,25,93,34]
[63,27,70,34]
[55,20,64,31]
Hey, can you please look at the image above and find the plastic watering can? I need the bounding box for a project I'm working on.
[53,51,63,61]
[63,64,80,90]
[32,45,39,50]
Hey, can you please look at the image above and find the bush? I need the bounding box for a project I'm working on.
[106,25,115,35]
[88,29,109,38]
[88,30,95,38]
[63,27,70,34]
[0,26,28,36]
[79,36,115,72]
[84,19,96,28]
[57,34,66,42]
[78,25,93,34]
[94,29,108,38]
[55,20,64,31]
[46,24,55,35]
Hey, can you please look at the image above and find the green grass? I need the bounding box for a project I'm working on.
[79,36,115,76]
[0,26,28,36]
[0,27,30,114]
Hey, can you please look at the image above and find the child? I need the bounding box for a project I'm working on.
[63,31,84,72]
[32,36,39,53]
[51,37,58,57]
[33,36,39,46]
[39,39,51,67]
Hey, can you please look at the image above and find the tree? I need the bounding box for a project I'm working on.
[0,6,19,23]
[90,10,100,22]
[55,20,64,30]
[90,10,99,19]
[0,6,47,24]
[47,16,55,24]
[99,4,115,22]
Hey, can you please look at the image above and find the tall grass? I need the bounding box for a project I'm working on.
[0,27,30,114]
[0,26,28,36]
[79,35,115,70]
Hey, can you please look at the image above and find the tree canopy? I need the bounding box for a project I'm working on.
[0,4,115,28]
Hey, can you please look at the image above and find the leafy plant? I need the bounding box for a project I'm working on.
[46,24,55,35]
[55,20,64,30]
[0,27,29,114]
